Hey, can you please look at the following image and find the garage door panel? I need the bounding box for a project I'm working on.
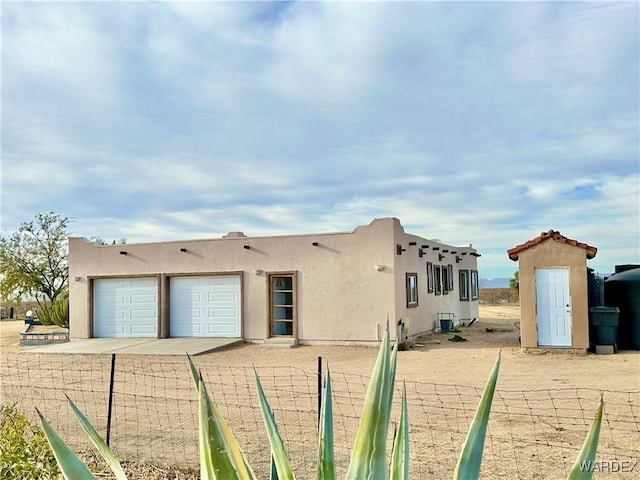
[130,309,155,319]
[170,275,240,337]
[101,326,126,336]
[173,308,201,318]
[132,278,156,287]
[208,324,237,335]
[94,278,158,338]
[209,292,236,302]
[209,308,237,318]
[130,293,155,303]
[96,307,125,317]
[205,276,236,285]
[172,322,203,335]
[131,324,157,335]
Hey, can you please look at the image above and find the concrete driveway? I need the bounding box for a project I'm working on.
[29,337,243,355]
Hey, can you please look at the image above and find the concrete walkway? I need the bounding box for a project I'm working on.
[29,337,243,356]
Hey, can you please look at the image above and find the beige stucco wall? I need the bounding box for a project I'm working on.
[516,240,590,350]
[69,217,479,343]
[392,224,479,335]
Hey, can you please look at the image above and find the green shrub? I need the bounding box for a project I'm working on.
[0,405,59,479]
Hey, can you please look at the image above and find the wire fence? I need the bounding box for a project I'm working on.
[479,288,519,305]
[1,353,638,479]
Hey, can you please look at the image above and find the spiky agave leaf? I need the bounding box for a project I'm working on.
[316,368,335,480]
[254,370,295,480]
[566,396,604,480]
[36,408,97,480]
[187,355,255,480]
[269,407,280,480]
[453,352,501,479]
[389,383,409,480]
[345,330,398,479]
[64,394,127,480]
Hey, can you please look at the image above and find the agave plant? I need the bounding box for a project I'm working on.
[37,330,603,479]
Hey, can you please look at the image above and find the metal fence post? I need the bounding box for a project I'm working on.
[106,353,116,446]
[317,356,322,430]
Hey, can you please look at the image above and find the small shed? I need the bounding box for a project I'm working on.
[507,230,597,353]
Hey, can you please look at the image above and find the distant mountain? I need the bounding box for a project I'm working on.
[484,277,510,289]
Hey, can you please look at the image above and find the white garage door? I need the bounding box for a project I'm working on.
[170,275,241,337]
[93,278,158,337]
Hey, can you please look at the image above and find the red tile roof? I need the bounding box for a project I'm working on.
[507,230,597,261]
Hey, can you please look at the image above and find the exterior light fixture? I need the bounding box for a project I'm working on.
[253,269,264,275]
[373,265,385,271]
[73,275,82,282]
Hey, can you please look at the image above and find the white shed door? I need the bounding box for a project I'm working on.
[170,275,241,337]
[94,278,158,337]
[535,268,571,347]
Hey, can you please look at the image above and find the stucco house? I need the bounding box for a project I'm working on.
[507,230,597,353]
[68,217,480,345]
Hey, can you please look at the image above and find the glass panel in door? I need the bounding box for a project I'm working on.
[270,274,295,337]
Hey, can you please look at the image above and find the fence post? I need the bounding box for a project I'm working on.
[106,353,116,446]
[317,356,322,430]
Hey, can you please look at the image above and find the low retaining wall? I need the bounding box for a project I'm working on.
[20,323,69,346]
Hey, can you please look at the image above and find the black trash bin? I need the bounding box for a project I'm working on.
[589,307,619,349]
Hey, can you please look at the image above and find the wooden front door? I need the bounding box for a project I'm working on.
[269,273,296,337]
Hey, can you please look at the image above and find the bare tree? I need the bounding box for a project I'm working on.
[90,237,127,246]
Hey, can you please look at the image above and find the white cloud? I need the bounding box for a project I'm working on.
[1,1,637,277]
[263,2,387,105]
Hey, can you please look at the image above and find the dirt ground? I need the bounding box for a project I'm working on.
[1,305,638,391]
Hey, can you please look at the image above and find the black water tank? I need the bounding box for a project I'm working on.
[605,268,640,350]
[587,268,604,307]
[615,264,640,274]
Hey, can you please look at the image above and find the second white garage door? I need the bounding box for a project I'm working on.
[170,275,241,337]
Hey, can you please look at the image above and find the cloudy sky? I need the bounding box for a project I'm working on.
[2,1,638,279]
